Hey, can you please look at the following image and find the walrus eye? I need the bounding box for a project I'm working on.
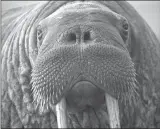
[37,26,43,41]
[123,23,128,30]
[120,19,129,42]
[122,21,128,30]
[37,25,43,47]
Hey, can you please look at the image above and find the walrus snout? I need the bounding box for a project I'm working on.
[66,81,105,112]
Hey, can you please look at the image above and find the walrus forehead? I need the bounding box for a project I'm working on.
[40,1,121,26]
[57,1,114,14]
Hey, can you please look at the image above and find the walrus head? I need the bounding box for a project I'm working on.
[31,1,138,128]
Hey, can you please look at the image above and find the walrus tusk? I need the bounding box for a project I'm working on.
[105,93,120,128]
[56,98,68,128]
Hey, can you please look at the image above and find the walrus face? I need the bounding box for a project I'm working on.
[31,1,138,128]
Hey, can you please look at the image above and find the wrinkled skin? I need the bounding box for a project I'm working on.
[1,1,160,128]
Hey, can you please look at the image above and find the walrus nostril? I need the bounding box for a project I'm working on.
[84,31,91,42]
[67,33,76,43]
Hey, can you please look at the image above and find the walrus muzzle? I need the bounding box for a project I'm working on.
[32,43,137,127]
[31,1,138,128]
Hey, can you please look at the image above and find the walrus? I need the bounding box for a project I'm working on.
[1,1,160,128]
